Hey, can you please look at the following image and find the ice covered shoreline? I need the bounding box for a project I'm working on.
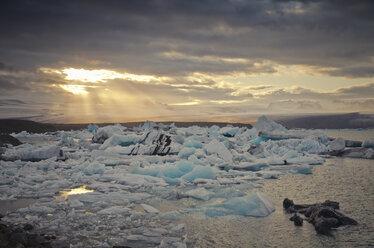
[0,116,373,247]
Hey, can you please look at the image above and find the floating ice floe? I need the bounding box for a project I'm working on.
[363,138,374,148]
[162,192,275,218]
[1,144,60,161]
[329,137,346,152]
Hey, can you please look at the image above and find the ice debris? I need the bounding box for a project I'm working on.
[363,138,374,148]
[1,144,60,161]
[329,137,345,152]
[1,116,368,247]
[163,192,275,218]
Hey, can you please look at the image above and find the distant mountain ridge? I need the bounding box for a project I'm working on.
[1,113,374,134]
[0,119,252,134]
[275,113,374,129]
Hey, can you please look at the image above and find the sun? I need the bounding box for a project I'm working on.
[62,68,120,83]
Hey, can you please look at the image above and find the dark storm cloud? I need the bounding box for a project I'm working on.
[0,0,373,77]
[258,83,374,101]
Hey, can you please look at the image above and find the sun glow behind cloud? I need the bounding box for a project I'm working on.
[41,67,171,95]
[41,67,170,83]
[60,84,89,95]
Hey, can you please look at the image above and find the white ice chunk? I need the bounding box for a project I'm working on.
[254,115,287,132]
[100,134,143,150]
[141,204,159,214]
[202,192,275,217]
[363,138,374,148]
[68,199,84,208]
[92,125,126,143]
[219,126,239,137]
[88,123,99,133]
[97,206,131,215]
[163,192,275,218]
[204,139,233,162]
[182,166,217,182]
[184,188,214,201]
[2,144,60,161]
[11,130,29,138]
[82,161,106,175]
[178,147,195,159]
[329,137,345,152]
[183,138,203,149]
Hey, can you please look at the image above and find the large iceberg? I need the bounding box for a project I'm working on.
[1,144,60,161]
[254,115,288,132]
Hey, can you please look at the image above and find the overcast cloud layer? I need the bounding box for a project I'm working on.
[0,0,373,123]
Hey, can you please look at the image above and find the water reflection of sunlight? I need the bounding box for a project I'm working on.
[56,185,94,200]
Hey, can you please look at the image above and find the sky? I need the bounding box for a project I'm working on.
[0,0,374,123]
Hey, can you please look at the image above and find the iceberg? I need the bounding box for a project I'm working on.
[178,147,196,159]
[204,139,233,162]
[181,166,217,182]
[87,123,99,133]
[92,125,126,143]
[329,137,345,152]
[184,188,214,201]
[100,134,143,150]
[219,126,239,137]
[183,138,203,149]
[11,130,29,139]
[163,192,275,218]
[1,144,60,161]
[254,115,287,132]
[363,138,374,148]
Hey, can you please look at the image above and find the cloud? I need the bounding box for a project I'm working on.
[335,83,374,98]
[267,100,322,111]
[0,99,26,106]
[333,99,374,110]
[0,1,373,77]
[0,1,374,121]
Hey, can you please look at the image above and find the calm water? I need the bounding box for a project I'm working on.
[179,157,374,247]
[170,130,374,248]
[322,129,374,142]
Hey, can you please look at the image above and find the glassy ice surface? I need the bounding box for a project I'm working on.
[0,118,373,247]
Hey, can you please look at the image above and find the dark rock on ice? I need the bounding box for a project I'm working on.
[56,149,67,161]
[283,198,339,213]
[289,214,303,226]
[0,219,52,248]
[23,224,33,231]
[129,131,174,156]
[283,198,357,235]
[314,217,340,235]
